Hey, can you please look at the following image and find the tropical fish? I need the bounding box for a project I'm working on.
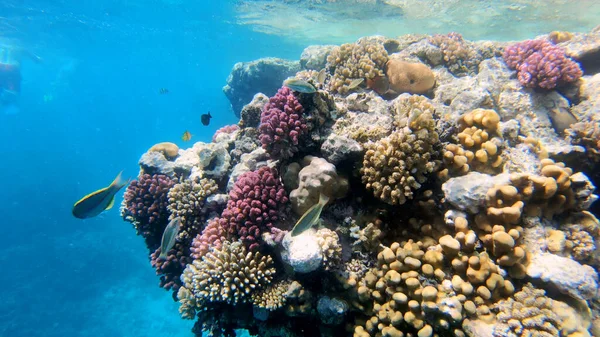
[159,88,169,94]
[283,78,317,94]
[182,130,192,141]
[72,171,129,219]
[291,193,330,237]
[159,217,181,259]
[317,69,327,84]
[347,78,365,90]
[201,112,212,126]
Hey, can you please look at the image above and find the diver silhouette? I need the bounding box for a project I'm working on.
[0,41,42,114]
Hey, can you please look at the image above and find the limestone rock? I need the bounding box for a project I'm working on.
[241,93,269,128]
[442,172,510,213]
[300,45,336,70]
[320,133,363,165]
[223,57,301,117]
[526,252,599,300]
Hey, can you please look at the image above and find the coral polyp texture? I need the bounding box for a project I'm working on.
[122,27,600,337]
[503,39,583,89]
[121,173,175,249]
[258,86,307,159]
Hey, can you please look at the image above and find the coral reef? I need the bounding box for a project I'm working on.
[122,28,600,337]
[258,86,307,160]
[121,173,175,249]
[180,240,276,314]
[503,39,583,89]
[326,39,388,95]
[361,96,440,205]
[223,57,301,117]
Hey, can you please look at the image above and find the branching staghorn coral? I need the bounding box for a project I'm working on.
[179,240,276,316]
[326,39,388,94]
[361,99,440,205]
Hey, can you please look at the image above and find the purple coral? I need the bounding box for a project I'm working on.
[212,124,240,142]
[150,242,188,291]
[503,39,583,89]
[258,86,306,159]
[122,173,175,249]
[190,166,288,257]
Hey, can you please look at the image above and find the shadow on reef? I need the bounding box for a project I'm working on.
[121,27,600,337]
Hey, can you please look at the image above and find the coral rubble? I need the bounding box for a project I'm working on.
[122,26,600,337]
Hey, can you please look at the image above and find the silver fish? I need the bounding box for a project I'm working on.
[159,217,181,259]
[291,193,330,236]
[348,78,364,90]
[317,69,326,84]
[283,78,317,93]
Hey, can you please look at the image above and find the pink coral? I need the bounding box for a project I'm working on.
[503,39,582,89]
[122,174,175,249]
[190,166,288,257]
[212,124,240,142]
[258,86,306,159]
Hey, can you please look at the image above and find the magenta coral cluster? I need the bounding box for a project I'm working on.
[122,173,175,249]
[503,39,583,89]
[150,242,188,290]
[191,166,288,256]
[258,86,306,159]
[212,124,240,142]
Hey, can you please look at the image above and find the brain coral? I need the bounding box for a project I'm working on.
[503,39,583,89]
[326,39,389,94]
[258,86,307,160]
[180,240,276,312]
[361,99,440,205]
[121,173,175,249]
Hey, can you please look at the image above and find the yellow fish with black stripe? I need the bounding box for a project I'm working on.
[72,171,130,219]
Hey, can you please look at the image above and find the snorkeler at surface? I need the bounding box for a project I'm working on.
[0,41,42,114]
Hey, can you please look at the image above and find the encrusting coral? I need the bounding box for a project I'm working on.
[121,28,600,337]
[492,283,590,337]
[361,96,440,205]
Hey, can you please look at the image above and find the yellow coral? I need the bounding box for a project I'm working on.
[361,100,440,205]
[251,279,292,311]
[326,39,389,95]
[180,240,275,309]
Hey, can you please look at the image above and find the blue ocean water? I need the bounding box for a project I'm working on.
[1,1,599,337]
[0,1,302,336]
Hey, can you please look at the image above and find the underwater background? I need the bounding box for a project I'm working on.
[1,1,599,337]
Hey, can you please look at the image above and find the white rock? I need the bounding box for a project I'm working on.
[442,172,510,213]
[282,231,323,273]
[526,252,599,301]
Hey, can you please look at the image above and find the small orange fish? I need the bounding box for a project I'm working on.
[182,130,192,142]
